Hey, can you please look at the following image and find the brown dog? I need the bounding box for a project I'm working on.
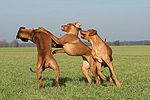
[16,27,60,89]
[38,22,107,86]
[80,29,122,87]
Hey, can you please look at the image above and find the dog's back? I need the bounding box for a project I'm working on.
[33,29,53,57]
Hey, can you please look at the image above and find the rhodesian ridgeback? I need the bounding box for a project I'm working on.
[80,29,122,87]
[16,27,60,89]
[38,22,107,86]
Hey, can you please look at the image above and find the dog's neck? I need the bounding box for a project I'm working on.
[67,28,79,36]
[31,32,36,43]
[89,35,104,48]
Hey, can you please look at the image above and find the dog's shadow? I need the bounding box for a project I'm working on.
[42,77,73,88]
[42,76,115,88]
[79,76,115,87]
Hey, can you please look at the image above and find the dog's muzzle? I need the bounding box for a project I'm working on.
[61,26,65,31]
[16,35,28,42]
[80,32,86,39]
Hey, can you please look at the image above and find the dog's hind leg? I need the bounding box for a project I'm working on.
[81,57,92,85]
[106,61,122,87]
[88,56,100,86]
[30,57,44,73]
[37,68,43,90]
[30,57,44,89]
[46,57,60,88]
[36,59,45,90]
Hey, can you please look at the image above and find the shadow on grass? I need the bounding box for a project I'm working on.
[79,76,115,87]
[42,77,73,88]
[42,76,115,88]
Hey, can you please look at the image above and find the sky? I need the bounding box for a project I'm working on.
[0,0,150,42]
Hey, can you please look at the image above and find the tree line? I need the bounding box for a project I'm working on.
[0,39,36,47]
[83,40,150,46]
[107,40,150,46]
[0,39,150,48]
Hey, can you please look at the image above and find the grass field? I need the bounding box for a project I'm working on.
[0,46,150,100]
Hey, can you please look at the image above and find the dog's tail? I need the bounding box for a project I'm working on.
[30,61,46,73]
[104,38,107,42]
[30,68,39,73]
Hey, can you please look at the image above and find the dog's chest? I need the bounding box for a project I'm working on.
[92,50,103,63]
[63,43,85,56]
[92,49,98,57]
[92,45,104,56]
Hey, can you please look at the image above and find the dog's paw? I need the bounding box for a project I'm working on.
[109,77,113,83]
[116,82,122,87]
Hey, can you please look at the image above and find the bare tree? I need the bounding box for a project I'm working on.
[0,40,9,47]
[114,40,120,46]
[11,40,19,47]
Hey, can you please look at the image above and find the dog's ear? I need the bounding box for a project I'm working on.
[89,29,97,36]
[104,38,107,42]
[75,22,82,27]
[38,27,45,30]
[20,27,25,30]
[38,27,48,32]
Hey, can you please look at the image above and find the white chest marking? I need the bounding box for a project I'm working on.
[95,56,103,63]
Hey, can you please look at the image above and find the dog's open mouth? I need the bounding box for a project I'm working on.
[77,28,82,30]
[16,35,29,42]
[21,38,28,42]
[61,26,65,31]
[80,33,86,39]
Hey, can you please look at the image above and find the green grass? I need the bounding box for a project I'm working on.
[0,46,150,100]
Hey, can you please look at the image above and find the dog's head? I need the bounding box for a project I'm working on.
[16,27,33,42]
[61,22,82,32]
[80,29,97,40]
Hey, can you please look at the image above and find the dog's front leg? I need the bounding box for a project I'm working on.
[52,49,65,55]
[89,59,100,86]
[106,61,122,87]
[96,61,107,82]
